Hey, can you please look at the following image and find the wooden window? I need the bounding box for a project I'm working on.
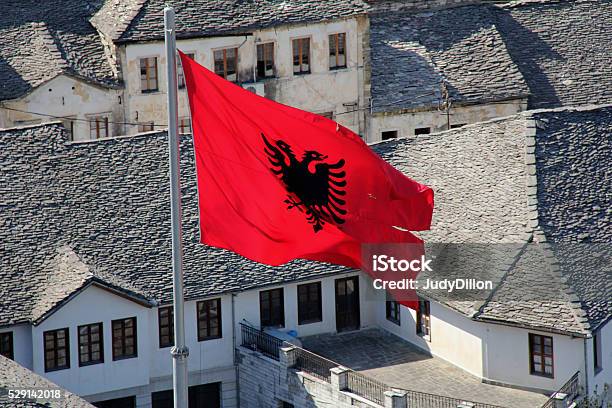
[78,322,104,366]
[44,328,70,372]
[416,298,430,340]
[382,130,398,140]
[257,43,275,79]
[178,117,192,134]
[178,53,194,89]
[386,293,401,325]
[140,57,159,92]
[0,332,14,360]
[112,317,137,360]
[152,389,173,408]
[414,127,431,136]
[197,298,222,341]
[213,48,238,82]
[298,282,322,325]
[260,288,284,327]
[292,38,310,75]
[529,333,554,377]
[158,306,174,348]
[62,117,76,140]
[138,122,154,133]
[89,116,109,139]
[329,33,347,69]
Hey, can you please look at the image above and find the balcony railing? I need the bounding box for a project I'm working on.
[540,372,581,408]
[239,323,284,360]
[292,345,338,383]
[404,390,506,408]
[346,370,388,406]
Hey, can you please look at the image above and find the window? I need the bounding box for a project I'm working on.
[386,293,401,325]
[257,42,275,79]
[93,396,136,408]
[529,333,554,377]
[260,288,284,327]
[416,298,430,340]
[178,53,194,89]
[0,332,14,360]
[138,122,154,133]
[382,130,398,140]
[298,282,322,325]
[158,306,174,348]
[279,401,295,408]
[179,117,192,134]
[450,123,467,129]
[44,328,70,372]
[329,33,347,69]
[188,383,221,408]
[140,57,159,92]
[214,48,238,82]
[151,389,173,408]
[415,127,431,136]
[197,298,222,341]
[89,116,109,139]
[78,322,104,366]
[112,317,137,360]
[62,117,76,140]
[594,330,602,373]
[292,38,310,75]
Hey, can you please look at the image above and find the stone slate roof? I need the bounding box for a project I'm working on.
[0,355,94,408]
[369,4,529,113]
[112,0,368,43]
[1,105,609,335]
[370,0,612,113]
[495,0,612,109]
[0,0,119,101]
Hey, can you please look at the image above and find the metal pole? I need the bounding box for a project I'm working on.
[164,7,189,408]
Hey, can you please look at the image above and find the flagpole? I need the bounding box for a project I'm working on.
[164,7,189,408]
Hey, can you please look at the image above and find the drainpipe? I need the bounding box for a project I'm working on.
[583,337,589,397]
[232,293,240,407]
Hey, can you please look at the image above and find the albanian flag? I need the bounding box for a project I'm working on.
[179,51,433,276]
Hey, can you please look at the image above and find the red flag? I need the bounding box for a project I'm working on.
[179,51,433,275]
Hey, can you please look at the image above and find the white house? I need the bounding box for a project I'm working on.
[1,104,609,407]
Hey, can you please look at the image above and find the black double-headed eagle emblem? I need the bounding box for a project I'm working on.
[262,134,347,232]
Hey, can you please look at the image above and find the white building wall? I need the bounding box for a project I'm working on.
[366,99,527,143]
[0,75,123,140]
[0,323,33,369]
[32,284,152,396]
[585,320,612,396]
[482,323,584,392]
[120,17,366,137]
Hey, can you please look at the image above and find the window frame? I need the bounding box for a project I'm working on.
[256,42,275,80]
[416,298,431,340]
[381,130,398,140]
[213,47,239,82]
[158,306,174,349]
[414,127,431,136]
[177,52,195,89]
[594,330,602,374]
[529,333,554,378]
[197,298,222,342]
[138,121,155,133]
[178,117,192,134]
[140,56,159,93]
[89,115,109,139]
[297,282,322,325]
[292,37,311,75]
[112,317,138,361]
[43,328,70,372]
[0,332,14,360]
[260,288,285,328]
[386,294,401,326]
[78,322,104,367]
[329,32,347,70]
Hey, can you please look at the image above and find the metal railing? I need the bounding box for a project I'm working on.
[540,372,581,408]
[239,323,284,360]
[291,345,338,383]
[405,389,505,408]
[346,370,388,406]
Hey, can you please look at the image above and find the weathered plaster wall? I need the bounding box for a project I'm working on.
[120,16,366,136]
[0,75,123,140]
[367,99,527,143]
